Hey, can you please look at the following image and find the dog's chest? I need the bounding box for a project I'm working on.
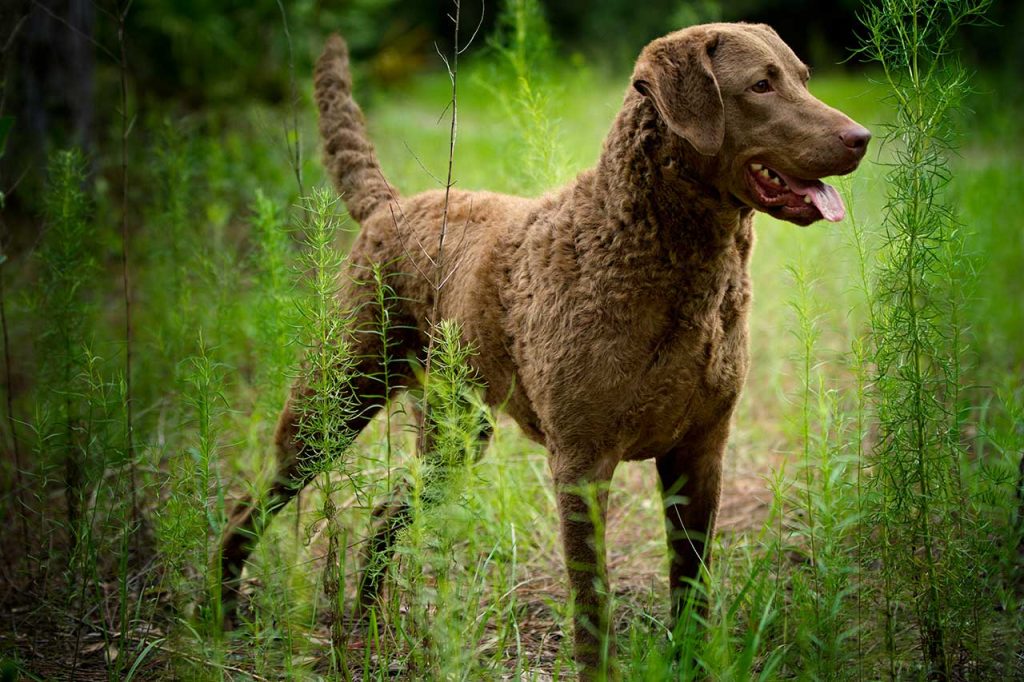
[496,211,755,455]
[624,266,752,450]
[521,251,752,457]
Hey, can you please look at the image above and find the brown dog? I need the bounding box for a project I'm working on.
[220,22,869,678]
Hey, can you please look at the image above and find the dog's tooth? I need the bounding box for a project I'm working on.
[804,195,812,204]
[760,169,770,179]
[751,163,763,171]
[770,176,782,186]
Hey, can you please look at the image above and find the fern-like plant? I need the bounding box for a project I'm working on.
[858,0,992,677]
[36,149,97,540]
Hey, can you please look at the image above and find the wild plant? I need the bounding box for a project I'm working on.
[781,246,861,677]
[140,121,196,382]
[248,188,297,413]
[292,189,359,479]
[858,0,993,676]
[115,0,140,539]
[275,0,305,199]
[63,346,134,678]
[368,263,402,493]
[844,183,877,676]
[488,0,567,192]
[962,379,1024,670]
[291,187,360,670]
[699,554,785,682]
[157,339,227,642]
[35,149,97,547]
[395,319,488,678]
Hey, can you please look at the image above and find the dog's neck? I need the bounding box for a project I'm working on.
[589,91,749,255]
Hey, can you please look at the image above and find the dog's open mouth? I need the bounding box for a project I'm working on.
[745,162,846,223]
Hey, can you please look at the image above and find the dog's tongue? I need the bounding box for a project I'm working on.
[775,170,846,222]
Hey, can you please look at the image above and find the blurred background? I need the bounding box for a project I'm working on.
[2,0,1022,220]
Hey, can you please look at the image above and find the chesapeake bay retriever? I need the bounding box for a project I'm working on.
[220,22,870,677]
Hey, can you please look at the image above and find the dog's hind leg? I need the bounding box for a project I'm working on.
[218,305,416,626]
[356,394,492,614]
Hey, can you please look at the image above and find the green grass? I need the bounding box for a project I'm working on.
[1,32,1022,681]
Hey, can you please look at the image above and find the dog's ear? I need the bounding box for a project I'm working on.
[632,32,724,156]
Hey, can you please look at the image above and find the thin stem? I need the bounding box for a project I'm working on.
[64,333,77,535]
[0,241,28,552]
[905,8,947,675]
[796,258,821,636]
[419,0,463,456]
[117,3,139,542]
[276,0,303,199]
[373,266,394,499]
[0,9,28,556]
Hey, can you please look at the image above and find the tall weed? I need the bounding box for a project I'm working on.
[859,0,993,676]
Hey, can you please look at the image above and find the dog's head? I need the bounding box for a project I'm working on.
[632,22,869,226]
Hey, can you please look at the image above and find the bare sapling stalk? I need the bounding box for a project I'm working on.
[274,0,305,545]
[322,492,349,674]
[0,30,28,553]
[417,0,484,457]
[112,10,144,670]
[116,0,139,544]
[0,238,28,553]
[276,0,303,200]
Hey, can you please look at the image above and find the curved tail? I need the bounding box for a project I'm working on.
[314,34,397,223]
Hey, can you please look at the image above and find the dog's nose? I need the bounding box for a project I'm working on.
[840,125,871,156]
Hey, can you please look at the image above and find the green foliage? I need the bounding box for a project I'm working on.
[0,115,11,209]
[37,150,96,388]
[35,149,99,534]
[670,1,725,31]
[487,0,570,192]
[248,188,298,412]
[398,319,492,678]
[859,0,995,676]
[420,320,487,486]
[779,250,860,678]
[157,339,227,631]
[290,188,361,672]
[137,122,197,389]
[293,188,359,480]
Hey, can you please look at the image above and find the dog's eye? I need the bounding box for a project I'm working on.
[750,79,772,94]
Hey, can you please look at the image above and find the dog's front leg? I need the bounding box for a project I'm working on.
[656,418,729,626]
[552,455,618,681]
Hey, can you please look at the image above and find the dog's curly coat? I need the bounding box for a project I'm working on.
[221,22,869,677]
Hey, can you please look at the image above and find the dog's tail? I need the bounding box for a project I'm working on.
[314,34,396,224]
